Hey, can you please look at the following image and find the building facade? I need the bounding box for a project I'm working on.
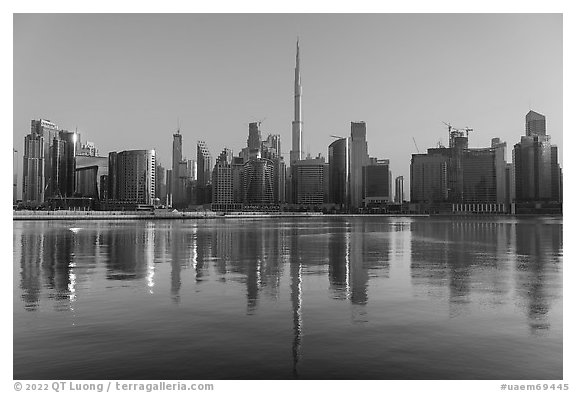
[410,152,449,203]
[108,149,156,205]
[292,156,327,205]
[350,122,369,209]
[171,131,184,207]
[196,141,212,205]
[328,137,349,208]
[290,40,303,166]
[243,158,275,206]
[22,119,81,204]
[30,119,60,199]
[49,130,79,198]
[395,176,404,203]
[513,110,561,202]
[22,133,45,204]
[411,135,508,212]
[76,155,108,200]
[212,148,241,211]
[363,158,392,206]
[526,110,546,137]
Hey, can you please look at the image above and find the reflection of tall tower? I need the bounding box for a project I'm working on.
[289,228,302,377]
[19,229,44,311]
[290,39,302,166]
[349,222,368,306]
[328,230,350,300]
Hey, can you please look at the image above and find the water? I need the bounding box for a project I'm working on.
[13,216,563,380]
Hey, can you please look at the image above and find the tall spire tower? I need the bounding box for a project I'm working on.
[290,39,302,166]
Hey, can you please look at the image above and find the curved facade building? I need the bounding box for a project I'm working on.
[243,158,274,205]
[328,137,349,207]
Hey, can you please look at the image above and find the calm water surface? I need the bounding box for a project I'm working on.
[13,217,563,379]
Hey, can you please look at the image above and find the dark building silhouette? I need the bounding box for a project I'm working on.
[75,156,108,201]
[350,122,369,209]
[171,130,184,207]
[22,119,80,205]
[329,137,349,208]
[50,130,78,198]
[410,132,507,212]
[513,110,562,202]
[363,158,392,206]
[29,119,60,200]
[395,175,404,203]
[22,133,45,204]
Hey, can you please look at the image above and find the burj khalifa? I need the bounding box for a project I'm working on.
[290,39,302,166]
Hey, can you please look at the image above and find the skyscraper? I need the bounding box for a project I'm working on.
[108,149,156,205]
[262,134,281,160]
[212,148,239,211]
[243,158,275,206]
[30,119,59,199]
[410,136,508,210]
[328,137,349,208]
[290,39,302,166]
[395,176,404,203]
[292,156,327,205]
[410,152,449,203]
[525,110,546,137]
[262,133,285,204]
[155,162,166,203]
[13,149,18,203]
[22,133,45,204]
[75,155,108,200]
[197,141,212,205]
[349,122,369,209]
[513,110,561,202]
[247,122,262,159]
[363,158,392,206]
[171,130,183,207]
[50,130,78,198]
[22,119,81,204]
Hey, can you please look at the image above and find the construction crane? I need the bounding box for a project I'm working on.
[462,127,474,138]
[443,121,474,147]
[412,137,420,153]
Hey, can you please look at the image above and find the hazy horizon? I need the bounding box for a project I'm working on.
[13,13,563,198]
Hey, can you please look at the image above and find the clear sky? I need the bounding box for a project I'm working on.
[13,13,562,197]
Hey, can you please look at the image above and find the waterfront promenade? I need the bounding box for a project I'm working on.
[12,210,326,220]
[12,210,435,220]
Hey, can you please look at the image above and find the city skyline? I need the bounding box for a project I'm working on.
[13,14,562,199]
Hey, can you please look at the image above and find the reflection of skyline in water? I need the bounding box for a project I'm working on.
[14,218,563,380]
[410,219,562,333]
[16,218,562,333]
